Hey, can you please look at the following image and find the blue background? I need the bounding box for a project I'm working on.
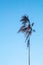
[0,0,43,65]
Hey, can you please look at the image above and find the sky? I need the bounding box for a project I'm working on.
[0,0,43,65]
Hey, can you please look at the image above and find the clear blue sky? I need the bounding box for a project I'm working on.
[0,0,43,65]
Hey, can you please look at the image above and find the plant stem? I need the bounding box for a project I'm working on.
[28,37,30,65]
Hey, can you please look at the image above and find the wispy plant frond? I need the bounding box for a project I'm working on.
[31,22,34,26]
[26,33,30,41]
[18,26,27,33]
[27,39,30,47]
[18,15,35,47]
[20,15,30,25]
[33,29,35,32]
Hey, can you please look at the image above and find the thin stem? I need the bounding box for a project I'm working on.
[28,37,30,65]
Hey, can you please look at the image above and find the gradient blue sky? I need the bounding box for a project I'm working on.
[0,0,43,65]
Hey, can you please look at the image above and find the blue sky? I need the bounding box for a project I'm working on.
[0,0,43,65]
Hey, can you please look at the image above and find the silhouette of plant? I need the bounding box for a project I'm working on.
[18,15,35,65]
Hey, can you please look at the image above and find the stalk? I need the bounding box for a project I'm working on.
[28,37,30,65]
